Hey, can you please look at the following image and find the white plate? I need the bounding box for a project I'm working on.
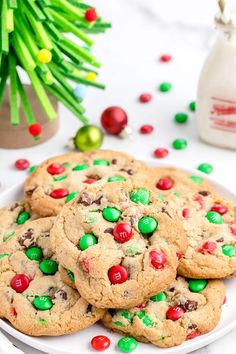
[0,161,236,354]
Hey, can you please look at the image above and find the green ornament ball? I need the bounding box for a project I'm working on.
[74,125,104,152]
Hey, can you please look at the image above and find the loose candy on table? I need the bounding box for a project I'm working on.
[160,54,172,62]
[197,163,213,174]
[139,93,152,103]
[159,82,172,92]
[15,159,30,170]
[174,113,188,124]
[172,138,188,150]
[189,101,196,112]
[117,337,138,353]
[154,147,169,158]
[91,335,111,351]
[139,124,154,134]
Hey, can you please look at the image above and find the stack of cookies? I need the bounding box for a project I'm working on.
[0,149,234,349]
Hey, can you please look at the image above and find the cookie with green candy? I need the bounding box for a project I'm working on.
[102,276,225,348]
[51,182,187,309]
[24,150,153,217]
[0,200,39,244]
[151,167,215,199]
[0,218,104,336]
[167,193,236,278]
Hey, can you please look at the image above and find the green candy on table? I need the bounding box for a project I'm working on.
[25,247,43,261]
[79,234,97,250]
[138,216,158,235]
[102,207,121,222]
[130,188,150,205]
[150,292,167,302]
[205,211,223,224]
[222,244,236,257]
[16,211,30,225]
[198,163,213,174]
[93,159,110,166]
[159,82,172,92]
[107,176,126,182]
[39,259,58,275]
[172,138,187,150]
[189,279,207,292]
[65,192,79,203]
[33,296,53,311]
[189,175,203,185]
[189,101,196,112]
[72,164,89,171]
[174,113,188,124]
[117,337,138,353]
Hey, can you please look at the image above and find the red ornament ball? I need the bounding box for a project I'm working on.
[150,250,167,269]
[50,188,69,199]
[47,163,65,175]
[15,159,30,170]
[85,8,98,22]
[101,106,128,135]
[154,148,169,158]
[28,123,42,137]
[108,265,128,284]
[139,124,154,134]
[113,223,132,243]
[11,274,30,293]
[156,178,174,190]
[160,54,172,62]
[139,93,152,103]
[166,306,185,321]
[91,335,111,351]
[211,204,228,215]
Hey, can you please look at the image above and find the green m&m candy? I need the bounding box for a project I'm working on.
[39,259,58,275]
[29,165,38,174]
[189,101,196,112]
[93,159,110,166]
[108,176,126,182]
[120,310,134,323]
[159,82,172,92]
[25,247,43,261]
[72,164,89,171]
[130,189,150,205]
[222,244,236,257]
[172,138,187,150]
[65,192,79,203]
[198,163,213,175]
[117,337,138,353]
[17,211,30,225]
[33,296,53,310]
[79,234,97,251]
[102,207,121,222]
[53,175,67,182]
[137,311,153,327]
[205,211,223,224]
[189,279,207,293]
[189,175,203,185]
[138,216,158,235]
[174,113,188,124]
[66,269,75,282]
[0,253,9,260]
[150,292,167,302]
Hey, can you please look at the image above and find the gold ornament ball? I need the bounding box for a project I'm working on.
[74,125,104,151]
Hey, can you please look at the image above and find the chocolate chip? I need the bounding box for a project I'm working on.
[9,203,19,211]
[123,290,129,298]
[104,228,114,234]
[108,309,116,316]
[18,228,35,247]
[78,193,93,206]
[56,290,67,300]
[161,207,172,219]
[48,287,57,299]
[25,187,36,196]
[216,237,224,243]
[86,174,101,181]
[120,168,134,175]
[198,191,210,196]
[85,304,92,315]
[111,159,117,165]
[169,287,175,292]
[182,300,198,312]
[188,323,197,330]
[94,196,103,205]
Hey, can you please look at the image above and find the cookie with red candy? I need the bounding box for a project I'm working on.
[167,193,236,278]
[24,150,153,217]
[102,276,225,348]
[0,218,104,336]
[51,182,187,309]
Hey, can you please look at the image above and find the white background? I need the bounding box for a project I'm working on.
[1,0,236,353]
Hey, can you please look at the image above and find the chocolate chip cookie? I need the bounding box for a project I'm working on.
[24,150,153,217]
[102,276,225,348]
[51,182,187,308]
[0,218,104,336]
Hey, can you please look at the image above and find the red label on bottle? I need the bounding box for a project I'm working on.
[210,97,236,133]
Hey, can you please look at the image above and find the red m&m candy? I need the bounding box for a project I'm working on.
[139,124,154,134]
[83,179,97,184]
[139,93,152,103]
[156,178,174,190]
[47,163,65,175]
[108,265,128,284]
[199,241,217,255]
[182,208,190,219]
[166,306,185,321]
[50,188,69,199]
[154,148,169,158]
[186,329,199,340]
[113,223,132,243]
[10,274,30,293]
[211,204,228,215]
[15,159,30,170]
[160,54,172,62]
[150,250,166,269]
[91,335,111,351]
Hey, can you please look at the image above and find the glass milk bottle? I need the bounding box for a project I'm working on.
[196,18,236,149]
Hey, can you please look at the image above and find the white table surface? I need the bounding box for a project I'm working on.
[1,0,236,353]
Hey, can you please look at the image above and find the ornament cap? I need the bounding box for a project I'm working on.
[119,125,134,140]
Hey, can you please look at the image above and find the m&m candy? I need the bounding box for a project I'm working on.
[166,306,185,321]
[139,124,154,134]
[15,159,30,170]
[156,178,174,190]
[91,335,111,351]
[108,265,128,284]
[154,148,169,158]
[39,259,58,275]
[149,250,166,269]
[138,216,158,235]
[189,279,207,292]
[139,93,152,103]
[79,234,98,250]
[197,163,213,174]
[50,188,69,199]
[211,204,228,215]
[117,337,138,353]
[10,274,30,293]
[33,296,53,310]
[47,163,65,175]
[172,138,187,150]
[17,211,30,225]
[160,54,172,62]
[205,211,223,224]
[113,223,132,243]
[130,188,150,205]
[159,82,172,92]
[102,207,121,222]
[174,113,188,124]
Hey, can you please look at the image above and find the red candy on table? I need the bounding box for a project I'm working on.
[28,123,42,137]
[113,223,132,243]
[150,250,166,269]
[199,241,217,255]
[160,54,172,62]
[85,8,98,22]
[139,93,152,103]
[108,265,128,284]
[15,159,30,170]
[91,335,111,351]
[50,188,69,199]
[186,329,199,340]
[182,208,190,219]
[166,306,185,321]
[156,178,174,190]
[10,274,30,293]
[211,204,228,215]
[139,124,154,134]
[83,178,97,184]
[47,163,65,175]
[154,148,169,158]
